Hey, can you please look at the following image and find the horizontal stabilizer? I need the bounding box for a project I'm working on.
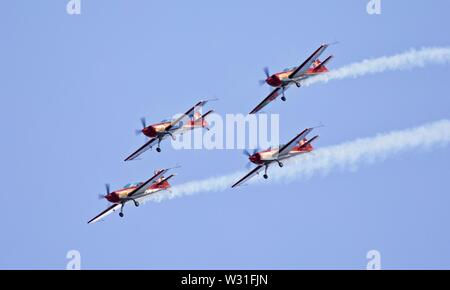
[300,135,319,149]
[201,109,214,119]
[313,55,333,72]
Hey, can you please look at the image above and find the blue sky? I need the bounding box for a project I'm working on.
[1,0,449,269]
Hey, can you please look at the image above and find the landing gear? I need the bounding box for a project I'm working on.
[281,96,287,102]
[295,82,301,88]
[278,161,283,168]
[119,202,125,218]
[263,164,269,179]
[167,131,176,141]
[156,137,162,152]
[134,200,140,207]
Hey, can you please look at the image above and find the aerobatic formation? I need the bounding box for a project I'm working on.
[88,44,334,223]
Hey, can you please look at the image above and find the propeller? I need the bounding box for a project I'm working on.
[243,148,258,157]
[135,117,147,135]
[263,67,270,78]
[243,148,259,169]
[99,183,110,200]
[259,67,271,86]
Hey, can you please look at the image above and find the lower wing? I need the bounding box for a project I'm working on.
[87,204,121,224]
[231,165,264,188]
[249,86,290,114]
[124,137,159,161]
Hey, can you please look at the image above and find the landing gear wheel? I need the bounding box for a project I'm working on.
[281,96,286,102]
[278,162,283,168]
[156,147,161,152]
[296,83,301,88]
[119,212,124,218]
[134,201,140,207]
[263,174,269,179]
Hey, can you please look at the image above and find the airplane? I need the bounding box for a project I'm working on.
[87,167,178,224]
[124,99,215,161]
[231,127,319,188]
[250,44,333,114]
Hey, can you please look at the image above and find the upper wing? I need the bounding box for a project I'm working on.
[128,168,174,197]
[277,128,314,156]
[124,137,159,161]
[133,174,176,199]
[231,165,264,188]
[249,87,290,114]
[87,203,121,224]
[288,44,329,79]
[167,99,213,131]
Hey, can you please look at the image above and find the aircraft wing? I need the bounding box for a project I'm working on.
[167,99,214,131]
[87,203,121,224]
[288,44,329,79]
[124,137,159,161]
[249,87,290,114]
[128,168,174,197]
[231,165,264,188]
[277,128,314,156]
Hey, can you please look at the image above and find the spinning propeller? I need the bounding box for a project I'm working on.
[243,148,259,169]
[259,67,271,86]
[99,183,110,200]
[135,117,147,135]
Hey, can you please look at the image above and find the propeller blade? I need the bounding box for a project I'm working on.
[243,148,259,157]
[245,162,253,170]
[135,129,143,136]
[98,194,106,200]
[263,67,270,78]
[105,183,110,195]
[140,117,146,129]
[258,79,267,86]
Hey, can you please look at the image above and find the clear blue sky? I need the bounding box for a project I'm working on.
[1,0,449,269]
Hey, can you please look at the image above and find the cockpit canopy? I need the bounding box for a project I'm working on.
[123,182,143,189]
[283,66,296,72]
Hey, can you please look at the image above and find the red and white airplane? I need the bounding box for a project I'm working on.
[250,44,333,114]
[87,167,178,224]
[125,100,215,161]
[231,127,319,188]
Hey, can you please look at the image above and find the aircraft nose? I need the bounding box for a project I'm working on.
[142,126,156,137]
[249,153,260,164]
[266,75,280,87]
[105,192,119,203]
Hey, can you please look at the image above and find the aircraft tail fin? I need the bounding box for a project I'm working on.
[299,135,319,150]
[313,55,333,72]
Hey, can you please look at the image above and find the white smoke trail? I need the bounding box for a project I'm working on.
[302,47,450,86]
[145,119,450,203]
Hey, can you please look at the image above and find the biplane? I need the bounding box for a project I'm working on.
[125,100,215,161]
[250,44,333,114]
[87,167,178,224]
[231,127,319,188]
